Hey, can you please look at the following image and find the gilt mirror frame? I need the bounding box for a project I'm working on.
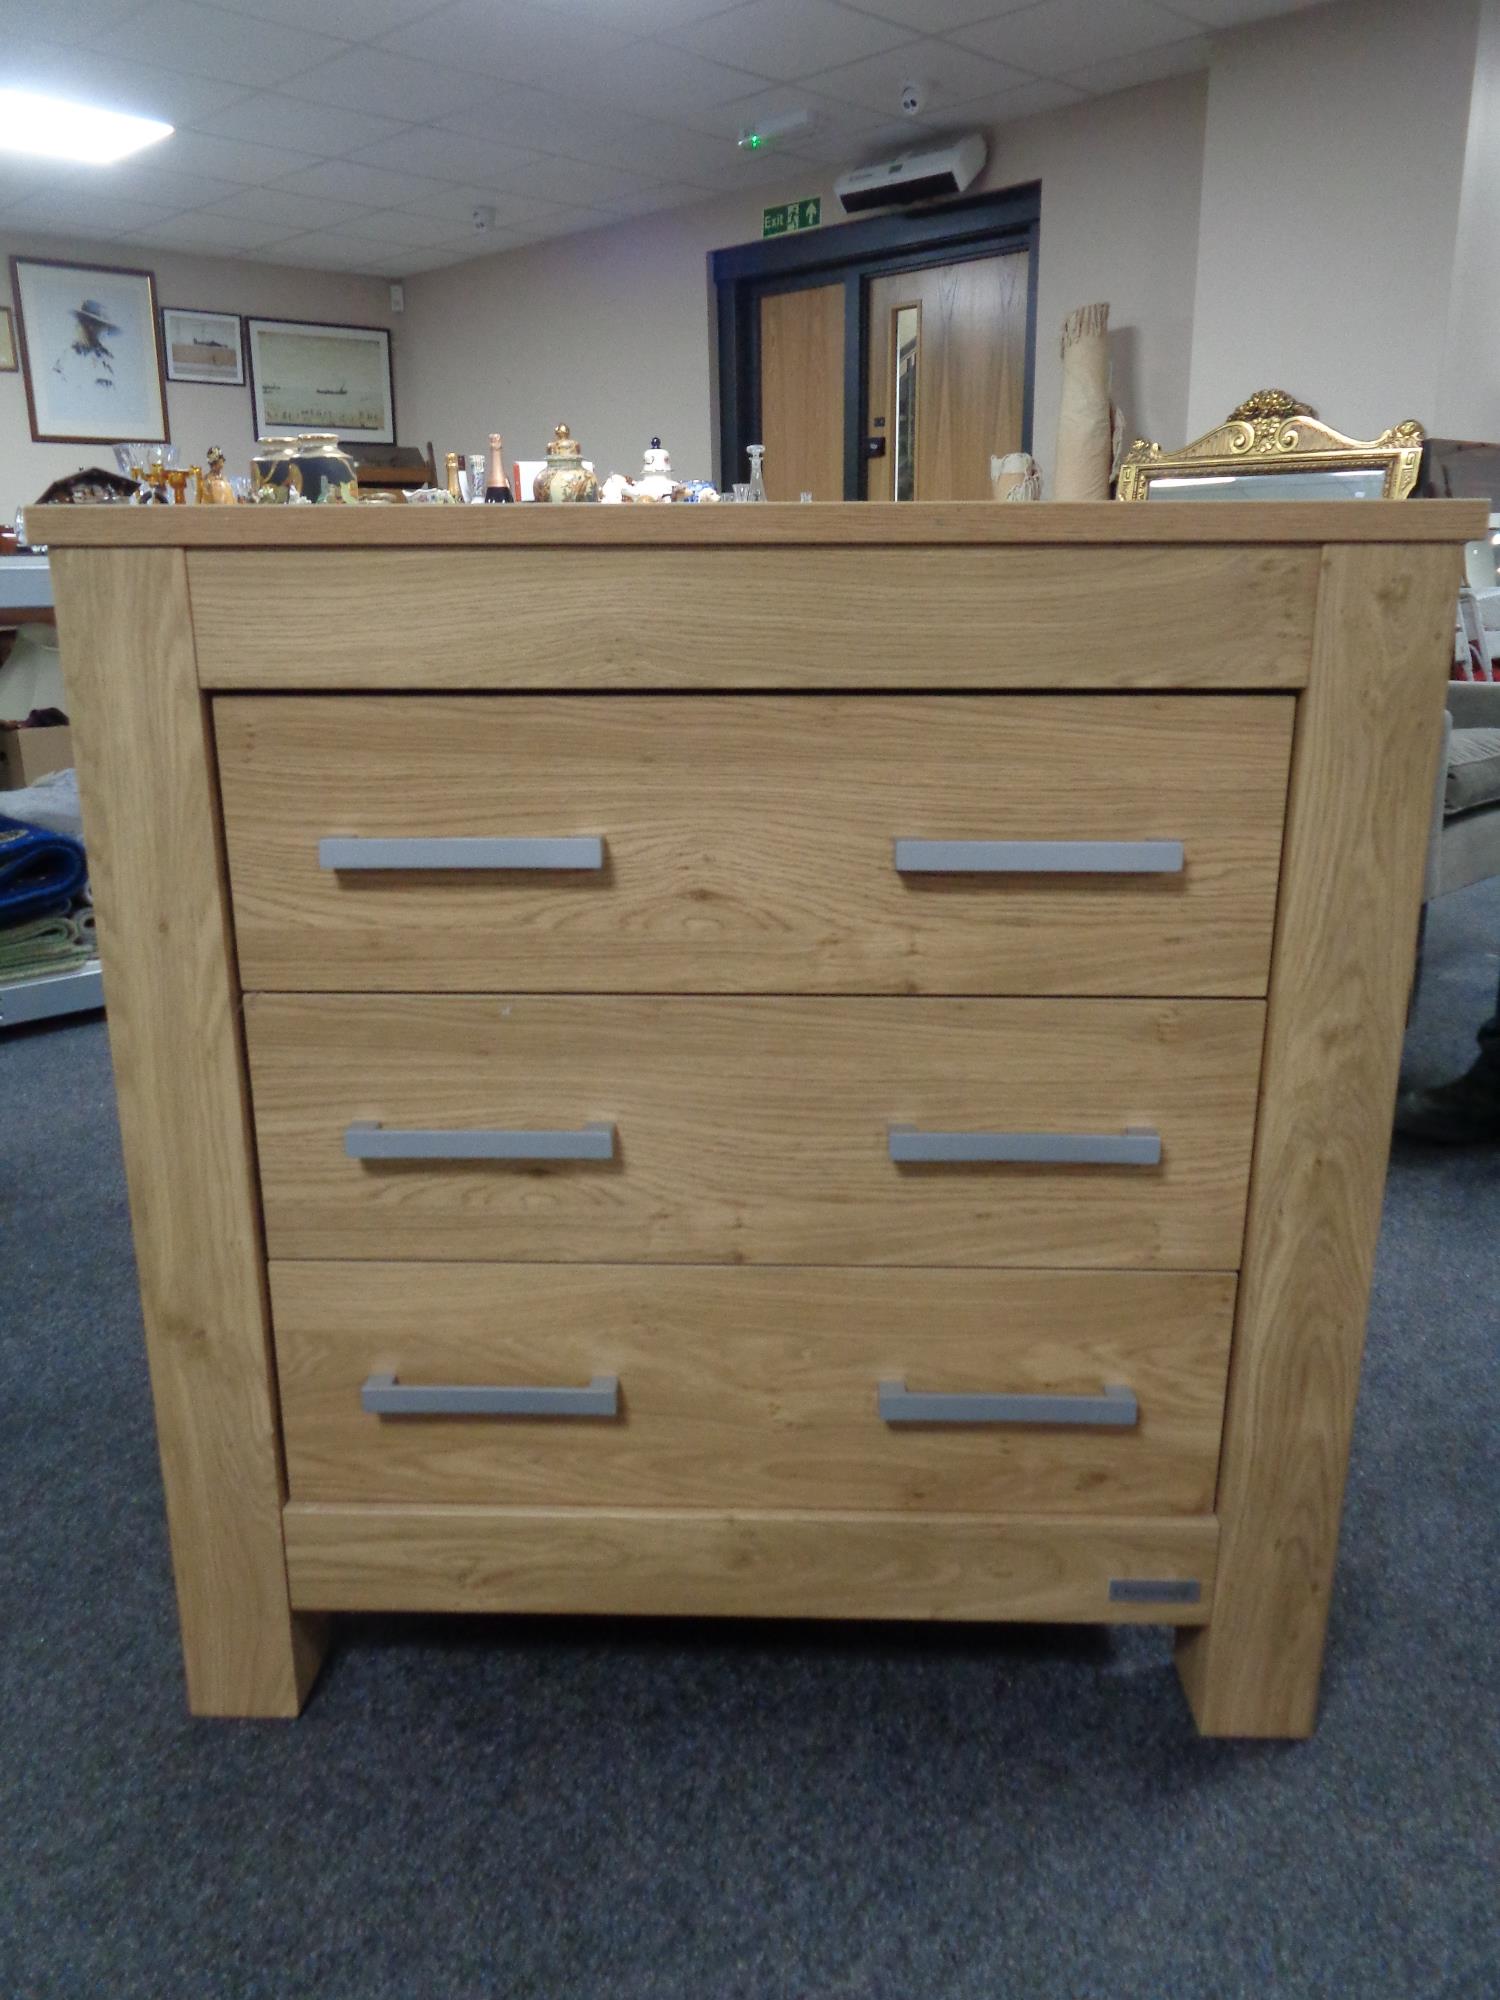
[1117,388,1425,502]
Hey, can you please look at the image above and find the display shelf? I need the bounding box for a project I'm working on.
[0,959,103,1028]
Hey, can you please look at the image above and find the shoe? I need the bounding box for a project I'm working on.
[1395,1063,1500,1144]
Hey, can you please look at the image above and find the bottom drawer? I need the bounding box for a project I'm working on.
[272,1263,1235,1515]
[283,1501,1218,1626]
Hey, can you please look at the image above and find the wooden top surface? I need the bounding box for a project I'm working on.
[30,498,1487,549]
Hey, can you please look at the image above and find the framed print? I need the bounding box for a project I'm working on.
[162,306,245,386]
[246,316,394,445]
[9,255,168,445]
[0,306,16,373]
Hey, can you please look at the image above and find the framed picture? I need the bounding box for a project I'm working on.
[162,306,245,386]
[0,306,16,373]
[245,316,394,445]
[9,255,168,444]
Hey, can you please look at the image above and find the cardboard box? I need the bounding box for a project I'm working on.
[0,724,72,790]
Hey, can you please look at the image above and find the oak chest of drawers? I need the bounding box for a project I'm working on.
[40,500,1479,1737]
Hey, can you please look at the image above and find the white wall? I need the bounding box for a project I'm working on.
[398,73,1209,494]
[0,231,398,521]
[1187,0,1481,441]
[1438,0,1500,440]
[985,75,1207,474]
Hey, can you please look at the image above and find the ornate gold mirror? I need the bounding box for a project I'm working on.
[1118,389,1424,502]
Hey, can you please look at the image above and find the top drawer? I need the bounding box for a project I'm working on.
[216,694,1292,997]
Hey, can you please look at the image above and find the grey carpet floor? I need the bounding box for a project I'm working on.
[3,885,1498,2000]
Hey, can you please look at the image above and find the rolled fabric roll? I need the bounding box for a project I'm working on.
[1054,301,1114,501]
[0,814,88,925]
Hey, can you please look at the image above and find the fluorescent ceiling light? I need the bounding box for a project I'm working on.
[0,88,172,165]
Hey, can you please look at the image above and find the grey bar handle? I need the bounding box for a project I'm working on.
[362,1371,619,1417]
[320,836,603,871]
[346,1121,615,1161]
[879,1380,1138,1428]
[888,1126,1161,1166]
[894,839,1183,875]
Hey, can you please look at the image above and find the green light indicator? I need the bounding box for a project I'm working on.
[747,133,761,148]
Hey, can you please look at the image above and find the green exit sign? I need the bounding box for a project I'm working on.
[762,197,821,238]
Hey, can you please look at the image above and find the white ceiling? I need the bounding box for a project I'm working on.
[0,0,1322,277]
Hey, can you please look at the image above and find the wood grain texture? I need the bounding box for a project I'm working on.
[30,499,1487,547]
[217,694,1293,996]
[1177,542,1463,1738]
[758,283,845,502]
[48,547,322,1718]
[868,253,1029,501]
[245,994,1265,1268]
[188,546,1318,690]
[284,1502,1219,1624]
[273,1263,1236,1514]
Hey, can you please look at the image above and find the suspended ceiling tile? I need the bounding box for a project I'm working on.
[666,0,917,83]
[1063,34,1214,91]
[278,45,494,120]
[376,0,637,83]
[346,128,545,187]
[126,209,302,249]
[206,0,451,34]
[811,36,1031,115]
[146,131,321,185]
[207,93,410,157]
[837,0,1033,30]
[335,207,477,246]
[0,0,140,58]
[530,42,768,116]
[1159,0,1322,21]
[460,155,672,209]
[269,158,455,206]
[590,181,722,218]
[91,0,352,87]
[945,75,1088,123]
[252,227,391,267]
[528,0,754,28]
[950,0,1195,75]
[2,189,183,234]
[206,186,372,230]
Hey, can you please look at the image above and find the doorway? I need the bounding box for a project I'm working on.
[713,181,1039,502]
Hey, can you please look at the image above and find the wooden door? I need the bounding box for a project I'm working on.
[757,283,844,501]
[867,253,1030,501]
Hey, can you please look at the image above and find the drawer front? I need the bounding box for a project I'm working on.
[273,1264,1236,1515]
[284,1503,1218,1626]
[190,545,1318,691]
[246,995,1264,1267]
[216,694,1293,997]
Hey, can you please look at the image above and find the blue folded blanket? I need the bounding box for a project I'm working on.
[0,813,88,925]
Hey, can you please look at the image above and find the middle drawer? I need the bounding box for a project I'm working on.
[245,995,1264,1267]
[215,693,1293,996]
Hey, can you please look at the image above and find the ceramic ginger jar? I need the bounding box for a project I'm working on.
[533,423,599,503]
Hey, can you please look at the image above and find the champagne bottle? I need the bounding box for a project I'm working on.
[443,451,462,500]
[485,432,514,504]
